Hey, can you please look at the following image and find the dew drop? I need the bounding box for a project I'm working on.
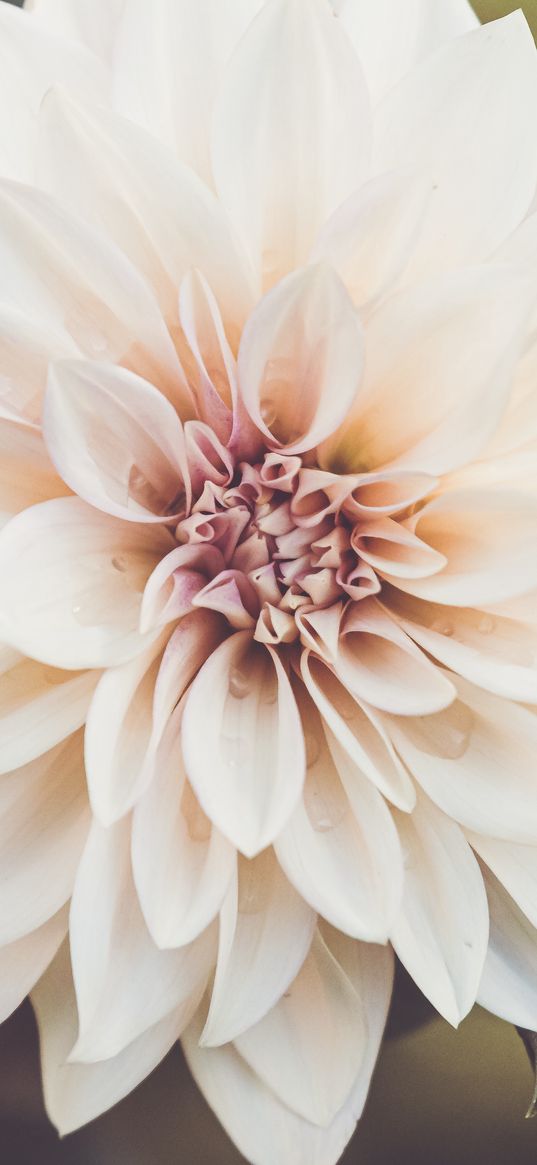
[410,702,474,760]
[477,613,496,635]
[260,398,277,428]
[222,734,248,771]
[111,554,128,573]
[228,666,251,700]
[304,769,348,833]
[431,618,454,637]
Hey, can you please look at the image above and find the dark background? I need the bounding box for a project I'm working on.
[2,0,537,1160]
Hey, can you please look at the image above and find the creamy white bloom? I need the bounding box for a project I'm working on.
[0,1,537,1162]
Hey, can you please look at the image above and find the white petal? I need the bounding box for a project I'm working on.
[32,941,189,1135]
[84,635,167,826]
[113,0,264,185]
[38,88,254,342]
[234,930,366,1126]
[467,834,537,931]
[182,633,305,857]
[132,704,236,948]
[477,864,537,1030]
[391,792,488,1025]
[325,266,534,476]
[212,0,371,287]
[275,687,402,940]
[373,13,537,278]
[301,653,415,810]
[0,416,68,526]
[0,650,98,774]
[202,849,315,1046]
[0,3,108,182]
[339,0,477,104]
[69,817,216,1062]
[27,0,125,61]
[238,263,364,454]
[0,497,173,669]
[387,489,537,606]
[0,179,182,401]
[151,612,226,746]
[389,677,537,844]
[385,589,537,703]
[0,906,68,1024]
[44,360,189,522]
[0,304,76,426]
[0,732,89,945]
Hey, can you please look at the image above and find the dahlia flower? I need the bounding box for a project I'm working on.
[1,0,537,1159]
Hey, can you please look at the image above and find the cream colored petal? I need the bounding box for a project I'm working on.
[0,416,68,526]
[27,0,125,62]
[0,649,97,774]
[0,304,77,426]
[0,906,68,1024]
[477,864,537,1030]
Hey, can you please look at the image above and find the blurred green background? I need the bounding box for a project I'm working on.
[0,0,536,1163]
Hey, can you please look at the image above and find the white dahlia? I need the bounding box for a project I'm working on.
[1,0,537,1160]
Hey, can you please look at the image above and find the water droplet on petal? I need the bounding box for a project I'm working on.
[431,618,454,637]
[410,702,474,760]
[222,734,249,771]
[228,666,251,700]
[304,763,348,834]
[478,613,496,635]
[111,555,128,573]
[260,398,277,428]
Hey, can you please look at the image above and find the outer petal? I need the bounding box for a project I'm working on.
[477,864,537,1030]
[182,633,305,856]
[384,588,537,703]
[0,497,173,669]
[32,941,189,1135]
[0,304,76,426]
[373,14,537,278]
[275,688,403,940]
[388,677,537,844]
[0,3,108,182]
[27,0,125,62]
[467,834,537,931]
[38,88,254,341]
[113,0,264,186]
[324,266,534,476]
[338,0,477,104]
[238,264,364,454]
[0,906,68,1024]
[184,935,393,1163]
[0,648,97,774]
[386,489,537,606]
[202,850,314,1047]
[0,179,182,403]
[44,360,190,522]
[0,732,89,945]
[391,792,489,1026]
[0,417,68,525]
[132,704,236,948]
[69,817,216,1062]
[212,0,371,287]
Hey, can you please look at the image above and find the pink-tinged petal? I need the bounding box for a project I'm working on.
[0,305,77,426]
[296,602,344,662]
[238,264,365,454]
[301,652,416,810]
[184,420,235,495]
[0,732,89,945]
[336,599,456,715]
[133,704,236,949]
[38,88,254,345]
[139,545,224,635]
[0,417,69,525]
[0,648,98,775]
[0,497,173,669]
[0,906,68,1025]
[477,864,537,1030]
[338,0,477,104]
[84,634,167,826]
[468,834,537,931]
[387,489,537,606]
[373,14,537,278]
[275,688,402,940]
[113,0,264,186]
[325,266,534,476]
[32,941,191,1135]
[0,3,109,182]
[352,516,446,579]
[151,612,225,747]
[391,792,489,1026]
[0,179,183,406]
[193,570,259,630]
[212,0,371,287]
[384,588,537,703]
[388,677,537,844]
[182,632,305,857]
[44,360,190,523]
[201,850,315,1047]
[233,929,366,1127]
[27,0,125,61]
[69,817,216,1063]
[311,171,430,308]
